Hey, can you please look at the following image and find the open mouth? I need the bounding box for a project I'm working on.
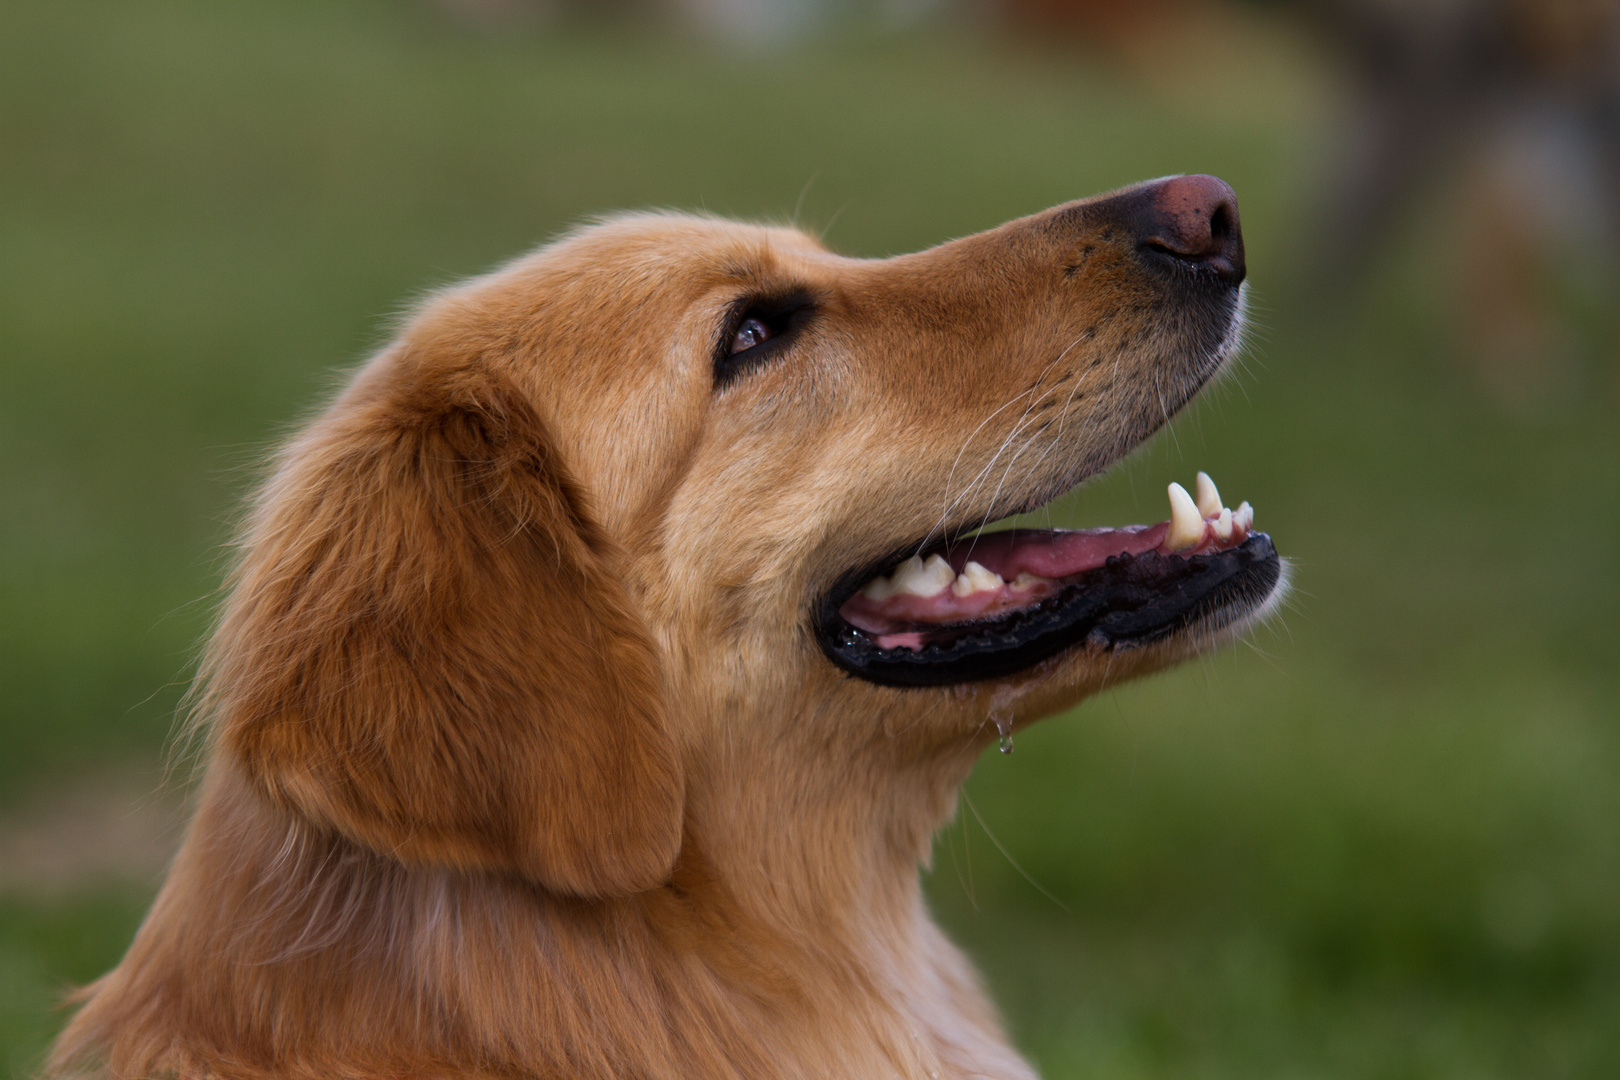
[816,472,1282,687]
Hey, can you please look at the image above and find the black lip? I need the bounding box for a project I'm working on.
[815,533,1281,688]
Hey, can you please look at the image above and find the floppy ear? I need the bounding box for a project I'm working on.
[203,352,683,898]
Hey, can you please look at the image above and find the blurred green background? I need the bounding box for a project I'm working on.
[2,0,1617,1077]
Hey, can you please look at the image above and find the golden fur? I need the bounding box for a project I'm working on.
[51,188,1265,1079]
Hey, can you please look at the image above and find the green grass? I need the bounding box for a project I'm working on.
[2,0,1617,1076]
[0,891,152,1080]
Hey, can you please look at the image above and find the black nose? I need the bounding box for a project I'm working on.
[1125,175,1245,286]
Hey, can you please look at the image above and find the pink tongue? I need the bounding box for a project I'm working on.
[940,523,1168,580]
[839,523,1172,642]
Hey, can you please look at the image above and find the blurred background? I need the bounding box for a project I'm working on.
[2,0,1617,1076]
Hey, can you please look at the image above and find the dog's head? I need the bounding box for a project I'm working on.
[204,176,1282,899]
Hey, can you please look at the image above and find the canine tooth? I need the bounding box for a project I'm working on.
[1213,506,1234,541]
[1166,482,1204,552]
[952,560,1005,597]
[1195,471,1223,518]
[1233,501,1254,535]
[894,553,955,597]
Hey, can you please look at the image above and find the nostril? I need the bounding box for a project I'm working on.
[1209,203,1233,245]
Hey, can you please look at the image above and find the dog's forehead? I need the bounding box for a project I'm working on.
[560,212,836,284]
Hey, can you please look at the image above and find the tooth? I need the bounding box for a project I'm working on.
[861,572,896,601]
[1212,506,1233,541]
[1233,501,1254,535]
[923,554,957,593]
[1166,481,1204,551]
[1195,471,1223,518]
[884,556,924,596]
[894,553,955,597]
[1011,571,1043,591]
[952,560,1005,596]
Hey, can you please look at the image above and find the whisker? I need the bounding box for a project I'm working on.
[962,792,1071,914]
[923,385,1044,551]
[925,330,1099,549]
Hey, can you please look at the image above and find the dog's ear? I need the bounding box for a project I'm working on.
[203,352,683,898]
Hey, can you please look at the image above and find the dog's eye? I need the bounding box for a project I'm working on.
[714,291,816,389]
[731,317,772,354]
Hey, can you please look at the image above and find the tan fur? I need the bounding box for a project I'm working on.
[51,195,1258,1080]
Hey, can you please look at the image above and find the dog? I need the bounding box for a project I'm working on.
[50,175,1283,1079]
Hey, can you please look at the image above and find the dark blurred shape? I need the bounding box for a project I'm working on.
[1286,0,1620,405]
[1292,0,1620,278]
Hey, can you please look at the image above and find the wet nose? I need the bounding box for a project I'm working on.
[1131,175,1245,285]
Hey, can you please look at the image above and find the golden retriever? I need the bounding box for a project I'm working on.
[50,175,1283,1080]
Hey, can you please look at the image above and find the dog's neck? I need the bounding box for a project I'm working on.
[649,708,1032,1078]
[64,742,1033,1080]
[680,735,967,920]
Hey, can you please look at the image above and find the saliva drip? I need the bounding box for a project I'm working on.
[991,709,1013,754]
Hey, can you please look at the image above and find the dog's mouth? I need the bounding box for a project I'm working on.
[815,472,1282,687]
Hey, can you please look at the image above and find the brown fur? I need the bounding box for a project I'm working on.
[51,194,1261,1079]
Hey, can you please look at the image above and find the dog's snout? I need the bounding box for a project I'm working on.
[1134,174,1244,284]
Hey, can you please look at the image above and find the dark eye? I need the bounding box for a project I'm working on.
[730,317,772,355]
[713,291,816,389]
